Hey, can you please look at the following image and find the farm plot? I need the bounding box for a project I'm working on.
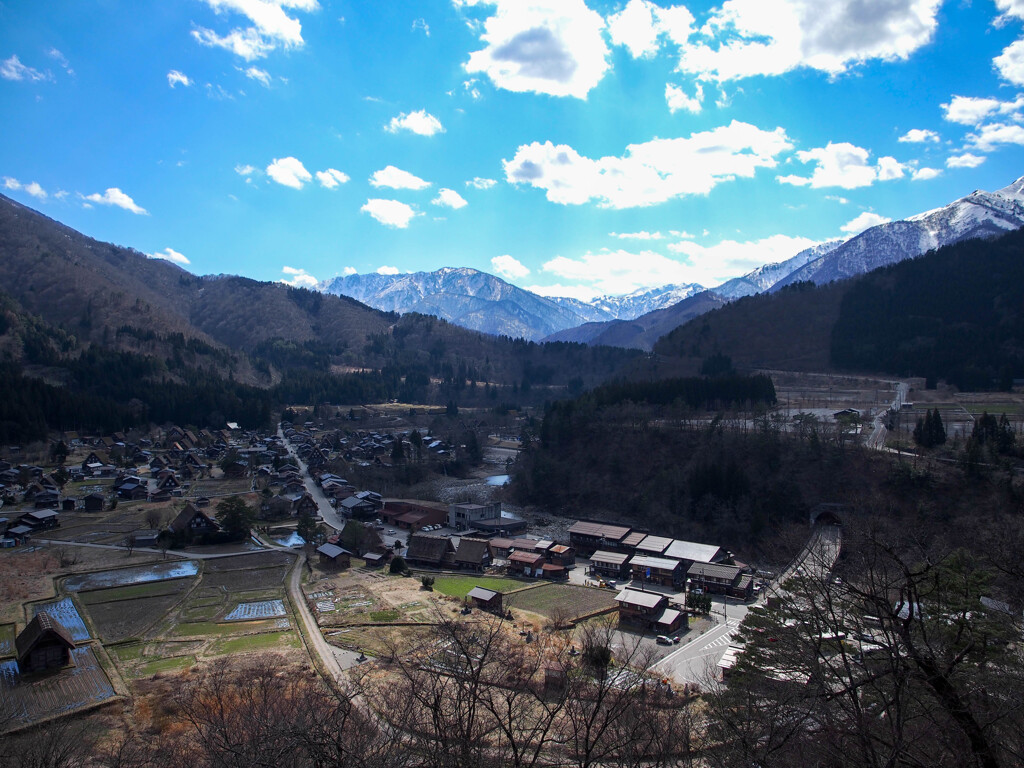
[202,566,287,591]
[83,592,193,643]
[64,561,200,591]
[32,598,90,641]
[506,583,615,620]
[203,550,293,571]
[224,600,286,620]
[0,647,115,728]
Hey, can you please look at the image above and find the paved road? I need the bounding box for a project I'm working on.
[286,551,367,678]
[652,601,748,684]
[867,381,909,450]
[278,425,346,531]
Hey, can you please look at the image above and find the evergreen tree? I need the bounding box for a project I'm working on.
[216,496,254,540]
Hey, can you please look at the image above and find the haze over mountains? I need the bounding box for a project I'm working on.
[319,176,1024,349]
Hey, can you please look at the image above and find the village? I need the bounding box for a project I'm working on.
[0,413,761,734]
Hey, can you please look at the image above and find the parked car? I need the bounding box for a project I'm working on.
[387,529,396,535]
[656,635,673,646]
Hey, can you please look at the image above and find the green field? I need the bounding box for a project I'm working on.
[431,575,531,599]
[77,579,193,604]
[213,631,300,654]
[139,655,195,676]
[173,619,285,637]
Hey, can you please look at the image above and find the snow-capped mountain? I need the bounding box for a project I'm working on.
[712,240,844,299]
[318,267,597,341]
[586,283,706,319]
[772,177,1024,290]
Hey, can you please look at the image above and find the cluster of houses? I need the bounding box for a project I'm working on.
[282,421,455,468]
[569,520,755,600]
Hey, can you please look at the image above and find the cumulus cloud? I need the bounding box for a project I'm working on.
[316,168,349,188]
[675,0,942,82]
[167,70,193,88]
[148,247,191,265]
[192,0,319,60]
[966,123,1024,152]
[83,188,148,215]
[266,156,312,188]
[2,177,47,200]
[665,82,702,114]
[432,188,468,209]
[376,265,400,274]
[778,142,903,189]
[460,0,610,99]
[492,254,530,279]
[946,153,985,169]
[235,163,258,176]
[280,265,318,287]
[610,231,664,240]
[370,165,431,190]
[361,199,419,228]
[666,233,821,287]
[840,212,890,235]
[911,166,941,181]
[0,55,50,82]
[385,109,445,136]
[504,120,792,209]
[607,0,695,59]
[995,39,1024,86]
[467,177,497,189]
[898,128,939,143]
[941,94,1024,126]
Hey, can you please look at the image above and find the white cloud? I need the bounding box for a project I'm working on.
[385,109,445,136]
[412,17,430,35]
[898,128,939,143]
[167,70,193,88]
[46,48,73,76]
[492,254,530,279]
[610,231,664,240]
[504,120,792,209]
[2,177,20,191]
[676,0,942,82]
[524,282,603,301]
[432,188,468,209]
[192,27,275,60]
[911,166,941,181]
[966,122,1024,152]
[460,0,610,99]
[376,265,400,274]
[341,266,357,276]
[778,142,903,189]
[946,153,985,169]
[24,181,46,200]
[840,212,890,235]
[235,163,258,176]
[607,0,695,59]
[315,168,349,188]
[361,199,419,228]
[148,247,191,265]
[83,188,148,215]
[370,165,431,190]
[995,39,1024,86]
[244,66,271,85]
[665,82,702,114]
[467,177,497,189]
[666,233,820,287]
[280,265,318,287]
[0,55,49,82]
[995,0,1024,21]
[941,94,1024,126]
[266,156,312,188]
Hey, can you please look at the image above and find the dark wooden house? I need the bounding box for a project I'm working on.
[16,612,76,673]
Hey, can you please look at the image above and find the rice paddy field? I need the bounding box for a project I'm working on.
[506,583,616,620]
[0,647,116,726]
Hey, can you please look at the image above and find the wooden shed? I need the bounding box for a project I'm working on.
[16,612,76,673]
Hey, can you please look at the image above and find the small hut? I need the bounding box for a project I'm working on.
[16,612,76,673]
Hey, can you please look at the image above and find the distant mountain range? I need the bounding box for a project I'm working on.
[318,268,704,342]
[320,176,1024,348]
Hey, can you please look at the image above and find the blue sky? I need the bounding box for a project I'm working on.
[4,0,1024,300]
